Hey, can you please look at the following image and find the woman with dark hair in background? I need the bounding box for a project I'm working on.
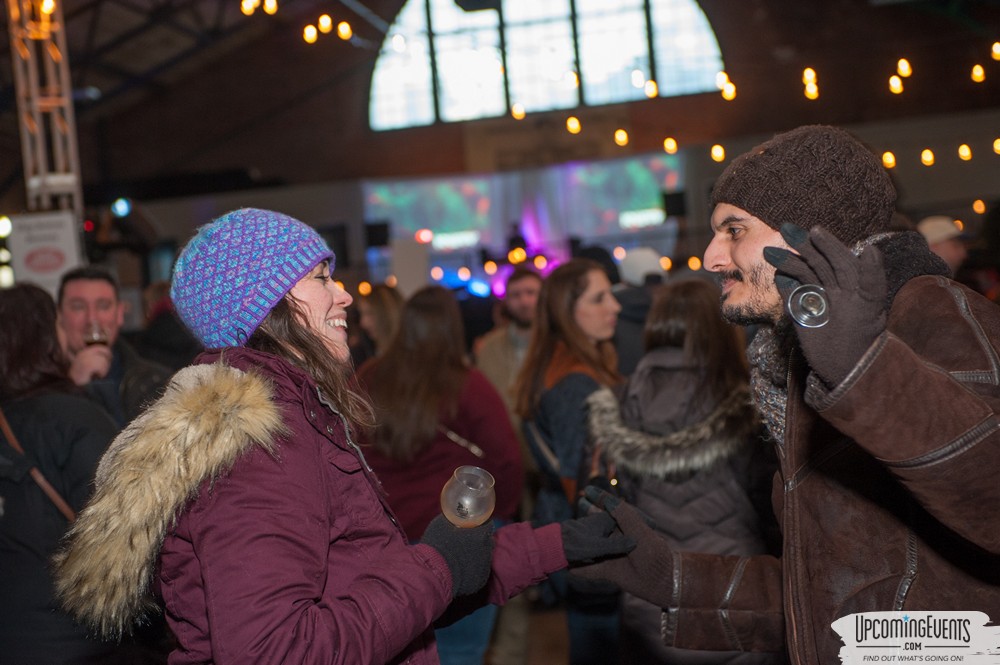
[354,282,405,363]
[514,258,623,665]
[0,283,121,664]
[357,285,524,665]
[587,278,783,665]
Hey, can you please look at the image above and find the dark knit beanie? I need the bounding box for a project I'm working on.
[710,125,896,246]
[171,208,333,348]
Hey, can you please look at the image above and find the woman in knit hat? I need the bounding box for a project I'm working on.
[53,208,633,665]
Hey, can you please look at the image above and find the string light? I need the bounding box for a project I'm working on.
[457,267,471,281]
[566,116,581,134]
[897,58,912,77]
[659,256,672,271]
[644,80,659,98]
[262,0,277,15]
[430,266,444,281]
[882,151,896,169]
[971,64,985,83]
[921,149,935,166]
[511,103,526,120]
[889,75,904,94]
[995,138,1000,155]
[715,71,729,90]
[337,21,352,40]
[357,281,372,296]
[484,260,498,275]
[721,81,736,101]
[710,144,725,162]
[958,144,972,161]
[613,246,626,260]
[993,42,1000,61]
[687,256,702,271]
[318,14,333,33]
[802,68,817,85]
[533,255,548,270]
[973,199,986,215]
[805,81,819,100]
[663,137,678,154]
[303,24,318,43]
[386,275,398,288]
[614,129,629,146]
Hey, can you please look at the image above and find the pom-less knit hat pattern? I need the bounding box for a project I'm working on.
[710,125,896,247]
[171,208,333,348]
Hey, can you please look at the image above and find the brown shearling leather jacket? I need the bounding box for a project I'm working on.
[663,274,1000,665]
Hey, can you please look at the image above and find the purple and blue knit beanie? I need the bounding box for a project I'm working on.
[170,208,333,348]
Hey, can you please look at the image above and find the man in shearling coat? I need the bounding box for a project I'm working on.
[575,125,1000,665]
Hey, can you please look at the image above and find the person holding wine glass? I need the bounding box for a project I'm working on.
[355,285,524,665]
[54,208,634,665]
[56,266,172,426]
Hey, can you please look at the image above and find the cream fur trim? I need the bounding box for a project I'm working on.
[53,363,284,637]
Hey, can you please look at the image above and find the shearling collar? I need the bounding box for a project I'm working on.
[53,362,284,638]
[587,385,760,478]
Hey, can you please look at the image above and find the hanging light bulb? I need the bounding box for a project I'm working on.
[882,151,896,169]
[318,14,333,33]
[663,137,678,154]
[262,0,277,15]
[889,75,904,94]
[971,64,985,83]
[715,71,729,90]
[303,24,318,43]
[659,256,673,271]
[614,129,629,146]
[566,117,582,134]
[921,149,935,166]
[802,68,817,85]
[804,81,819,100]
[973,199,986,215]
[337,21,352,40]
[644,80,658,98]
[897,58,912,77]
[721,81,736,101]
[511,103,526,120]
[993,42,1000,61]
[958,144,972,161]
[710,144,725,162]
[241,0,256,16]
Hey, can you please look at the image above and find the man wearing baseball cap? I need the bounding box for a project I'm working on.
[917,214,968,275]
[575,125,1000,664]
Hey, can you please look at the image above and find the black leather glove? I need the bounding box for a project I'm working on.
[561,511,636,564]
[570,487,675,608]
[763,223,887,388]
[421,514,494,598]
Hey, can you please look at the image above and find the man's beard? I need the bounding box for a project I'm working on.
[718,262,783,327]
[509,313,533,330]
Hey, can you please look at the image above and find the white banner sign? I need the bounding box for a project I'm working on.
[7,210,83,298]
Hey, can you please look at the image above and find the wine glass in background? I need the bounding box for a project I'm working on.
[83,321,109,347]
[440,466,496,528]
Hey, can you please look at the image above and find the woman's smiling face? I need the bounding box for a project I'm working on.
[287,260,353,362]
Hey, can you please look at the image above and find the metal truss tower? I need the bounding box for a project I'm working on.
[5,0,82,222]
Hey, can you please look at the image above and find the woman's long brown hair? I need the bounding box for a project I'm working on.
[357,286,468,462]
[513,259,619,421]
[643,278,749,402]
[247,294,374,432]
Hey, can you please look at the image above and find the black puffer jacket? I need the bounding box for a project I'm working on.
[0,390,120,663]
[588,347,784,665]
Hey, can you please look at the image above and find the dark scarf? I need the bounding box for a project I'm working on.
[749,231,951,445]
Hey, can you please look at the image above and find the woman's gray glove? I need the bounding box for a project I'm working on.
[421,514,494,598]
[763,223,887,388]
[561,511,636,564]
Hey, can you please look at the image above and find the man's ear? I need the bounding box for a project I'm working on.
[115,300,127,328]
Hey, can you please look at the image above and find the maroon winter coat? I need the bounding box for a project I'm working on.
[54,347,566,665]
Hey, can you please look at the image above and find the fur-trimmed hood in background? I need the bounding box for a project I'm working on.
[52,362,285,638]
[587,385,759,478]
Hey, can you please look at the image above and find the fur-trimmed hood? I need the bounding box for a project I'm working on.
[53,362,285,638]
[587,385,759,478]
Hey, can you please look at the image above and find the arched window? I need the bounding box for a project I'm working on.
[370,0,723,131]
